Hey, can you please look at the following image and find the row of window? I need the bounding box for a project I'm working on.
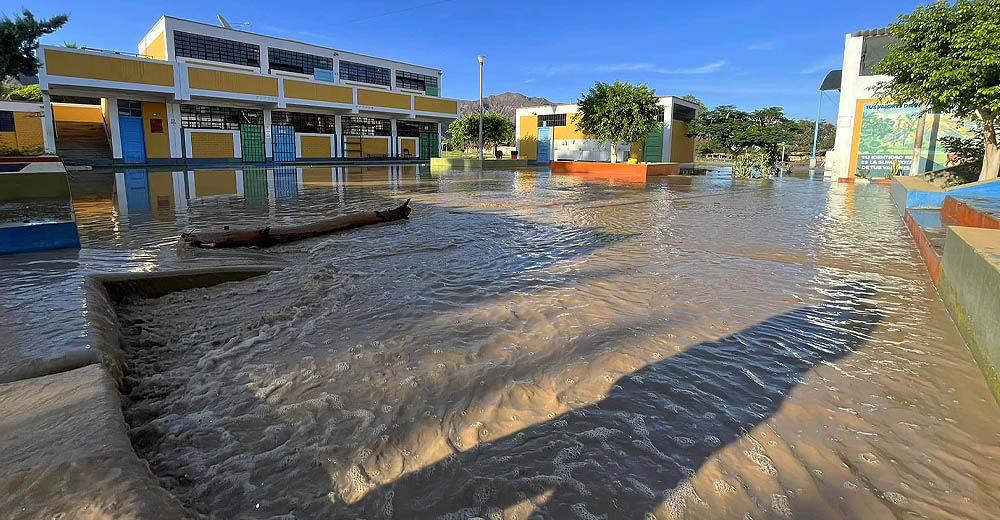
[180,105,264,130]
[268,47,334,76]
[271,111,337,134]
[537,114,567,127]
[341,116,392,136]
[396,120,437,137]
[172,32,436,91]
[396,70,438,91]
[339,60,391,87]
[174,31,260,67]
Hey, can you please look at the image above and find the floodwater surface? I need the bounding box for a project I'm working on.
[3,166,999,519]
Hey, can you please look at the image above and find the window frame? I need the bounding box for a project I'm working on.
[339,60,391,87]
[174,30,261,68]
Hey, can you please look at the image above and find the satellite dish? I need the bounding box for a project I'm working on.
[217,14,233,29]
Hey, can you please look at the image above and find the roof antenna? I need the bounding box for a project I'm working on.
[217,14,251,30]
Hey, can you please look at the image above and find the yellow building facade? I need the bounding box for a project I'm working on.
[0,101,48,154]
[38,16,458,164]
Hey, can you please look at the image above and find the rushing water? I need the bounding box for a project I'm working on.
[3,166,1000,519]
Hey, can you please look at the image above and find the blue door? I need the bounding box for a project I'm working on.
[537,126,551,162]
[272,125,295,162]
[123,169,151,214]
[119,116,146,164]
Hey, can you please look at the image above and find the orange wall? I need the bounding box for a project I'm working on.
[142,32,167,60]
[518,115,538,160]
[552,113,587,140]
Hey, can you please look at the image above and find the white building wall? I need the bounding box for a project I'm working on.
[827,33,891,179]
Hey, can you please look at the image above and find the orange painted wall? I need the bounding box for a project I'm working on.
[552,113,587,140]
[52,104,104,123]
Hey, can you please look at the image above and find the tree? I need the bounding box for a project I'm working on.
[679,94,708,115]
[0,9,68,79]
[873,0,1000,181]
[0,83,41,101]
[576,81,661,163]
[789,119,835,154]
[446,112,513,154]
[687,105,799,161]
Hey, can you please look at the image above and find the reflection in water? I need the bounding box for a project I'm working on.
[2,167,1000,519]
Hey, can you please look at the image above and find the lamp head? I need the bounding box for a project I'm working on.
[478,55,486,64]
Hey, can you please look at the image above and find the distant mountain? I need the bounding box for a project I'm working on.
[458,92,556,123]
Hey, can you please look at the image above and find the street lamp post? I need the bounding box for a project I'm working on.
[478,55,485,162]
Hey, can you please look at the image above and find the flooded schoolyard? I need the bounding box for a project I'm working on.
[2,166,998,519]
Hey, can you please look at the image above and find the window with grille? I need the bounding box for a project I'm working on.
[268,47,334,76]
[271,111,337,134]
[395,70,438,91]
[341,116,391,136]
[339,60,391,87]
[180,105,263,130]
[117,100,143,117]
[656,111,665,123]
[537,114,567,127]
[0,111,14,132]
[174,31,260,67]
[397,120,437,137]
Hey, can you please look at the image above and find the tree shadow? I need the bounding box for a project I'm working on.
[339,281,883,519]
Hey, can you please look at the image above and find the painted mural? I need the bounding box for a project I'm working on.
[853,100,980,178]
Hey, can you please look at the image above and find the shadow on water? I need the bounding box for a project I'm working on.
[340,281,883,519]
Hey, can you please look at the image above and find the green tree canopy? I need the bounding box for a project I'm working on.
[576,81,661,163]
[447,112,514,153]
[873,0,1000,180]
[789,119,835,154]
[687,105,799,160]
[0,9,68,79]
[0,83,41,101]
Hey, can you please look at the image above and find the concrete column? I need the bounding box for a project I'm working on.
[390,119,398,157]
[263,109,273,159]
[40,93,56,154]
[166,102,183,159]
[662,100,674,163]
[106,97,123,160]
[334,115,343,158]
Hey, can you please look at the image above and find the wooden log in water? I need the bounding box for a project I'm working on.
[183,199,411,248]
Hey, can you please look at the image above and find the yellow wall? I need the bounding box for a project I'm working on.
[142,101,170,158]
[301,166,334,185]
[1,111,44,152]
[357,89,410,110]
[52,104,104,123]
[142,32,168,61]
[400,137,417,157]
[344,136,362,158]
[44,49,174,86]
[552,113,588,140]
[193,170,237,196]
[518,115,538,160]
[629,139,644,162]
[361,137,389,157]
[414,96,457,114]
[147,171,175,215]
[284,80,353,104]
[188,67,278,97]
[670,120,694,163]
[300,135,333,158]
[190,132,235,158]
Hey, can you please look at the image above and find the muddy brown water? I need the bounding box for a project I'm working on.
[3,166,999,519]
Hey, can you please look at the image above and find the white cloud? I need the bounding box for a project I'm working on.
[532,60,726,76]
[800,54,843,74]
[746,40,776,51]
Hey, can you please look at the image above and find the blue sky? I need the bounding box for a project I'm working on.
[23,0,925,119]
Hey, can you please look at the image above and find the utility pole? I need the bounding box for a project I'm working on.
[478,55,485,162]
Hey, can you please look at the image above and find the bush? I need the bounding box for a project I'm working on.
[732,149,775,178]
[0,84,42,101]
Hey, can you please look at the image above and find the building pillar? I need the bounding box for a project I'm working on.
[334,115,343,158]
[166,101,183,159]
[390,119,398,157]
[263,109,273,160]
[105,96,123,160]
[40,93,56,154]
[661,99,673,162]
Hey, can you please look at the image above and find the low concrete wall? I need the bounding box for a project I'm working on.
[903,211,942,285]
[943,196,1000,229]
[891,176,1000,214]
[551,161,680,177]
[0,364,190,519]
[430,158,529,169]
[938,226,1000,403]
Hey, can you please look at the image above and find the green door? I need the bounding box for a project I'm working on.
[241,124,266,163]
[419,132,439,159]
[643,124,664,163]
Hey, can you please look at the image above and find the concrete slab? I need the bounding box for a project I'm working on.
[938,226,1000,403]
[0,364,190,519]
[430,158,529,169]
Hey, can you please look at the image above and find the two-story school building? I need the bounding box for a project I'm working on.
[35,16,460,165]
[515,96,698,164]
